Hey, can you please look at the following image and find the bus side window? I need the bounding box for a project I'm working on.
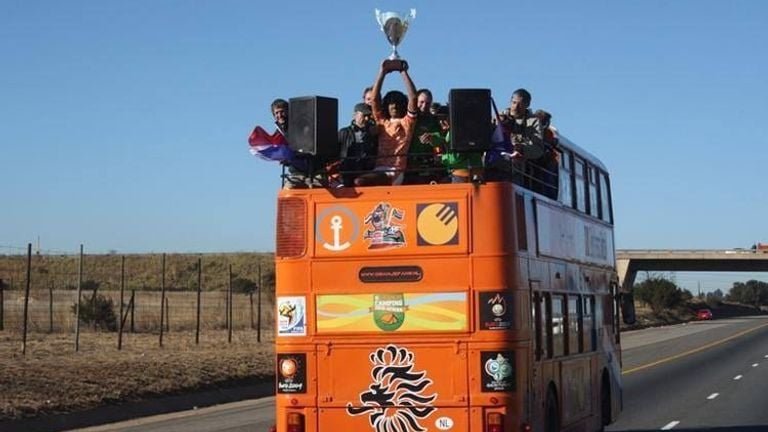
[567,296,581,354]
[574,157,586,213]
[599,171,613,224]
[582,295,596,352]
[516,193,528,251]
[552,294,565,357]
[603,292,614,341]
[533,292,541,361]
[543,293,552,359]
[588,166,598,217]
[612,283,621,344]
[559,150,572,207]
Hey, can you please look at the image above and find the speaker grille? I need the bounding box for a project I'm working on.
[288,96,338,158]
[449,89,492,152]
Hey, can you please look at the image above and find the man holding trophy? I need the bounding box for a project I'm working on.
[354,9,419,187]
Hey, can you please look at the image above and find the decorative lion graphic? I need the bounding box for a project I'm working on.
[346,345,437,432]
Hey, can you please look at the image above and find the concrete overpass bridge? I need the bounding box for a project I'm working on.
[616,249,768,291]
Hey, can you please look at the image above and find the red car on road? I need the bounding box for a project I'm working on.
[697,309,713,320]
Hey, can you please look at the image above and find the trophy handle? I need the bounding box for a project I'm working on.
[407,9,416,21]
[375,9,384,27]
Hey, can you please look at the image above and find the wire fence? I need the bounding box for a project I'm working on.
[0,244,275,354]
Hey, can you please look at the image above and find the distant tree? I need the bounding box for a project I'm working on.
[633,277,684,313]
[71,293,117,331]
[705,289,724,307]
[680,289,693,302]
[231,277,257,294]
[81,280,100,292]
[727,280,768,307]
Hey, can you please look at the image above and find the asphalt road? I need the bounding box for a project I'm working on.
[74,398,276,432]
[69,316,768,432]
[609,316,768,432]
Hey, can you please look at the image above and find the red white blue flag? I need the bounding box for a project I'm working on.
[248,126,293,162]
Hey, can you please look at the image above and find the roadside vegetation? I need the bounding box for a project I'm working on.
[0,252,275,294]
[628,275,768,329]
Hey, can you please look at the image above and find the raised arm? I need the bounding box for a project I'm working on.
[400,64,417,114]
[370,63,388,121]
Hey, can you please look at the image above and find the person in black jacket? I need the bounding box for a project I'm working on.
[336,103,379,187]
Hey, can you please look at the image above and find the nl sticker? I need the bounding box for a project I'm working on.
[277,296,306,336]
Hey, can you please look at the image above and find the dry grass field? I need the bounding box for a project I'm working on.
[1,289,276,334]
[0,330,274,420]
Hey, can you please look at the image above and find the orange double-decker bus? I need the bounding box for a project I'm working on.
[272,131,633,431]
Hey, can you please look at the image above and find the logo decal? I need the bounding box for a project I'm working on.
[435,416,454,430]
[481,351,515,392]
[277,353,307,394]
[364,202,406,250]
[347,345,437,432]
[277,296,306,336]
[316,205,359,252]
[373,293,407,331]
[359,266,423,283]
[479,292,513,330]
[417,202,458,246]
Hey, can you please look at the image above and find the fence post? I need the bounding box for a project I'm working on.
[118,255,125,350]
[75,244,83,352]
[1,277,5,332]
[49,281,54,333]
[249,291,254,330]
[159,253,166,347]
[195,257,201,345]
[228,264,233,344]
[165,298,170,332]
[257,261,262,343]
[130,289,135,333]
[22,243,32,355]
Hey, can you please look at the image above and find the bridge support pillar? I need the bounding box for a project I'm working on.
[616,258,637,293]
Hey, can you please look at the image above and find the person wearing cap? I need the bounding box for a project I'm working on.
[335,103,378,187]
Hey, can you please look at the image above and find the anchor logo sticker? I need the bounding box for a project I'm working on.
[325,215,351,251]
[316,206,359,252]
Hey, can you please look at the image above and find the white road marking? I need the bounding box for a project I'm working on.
[734,375,743,380]
[661,420,680,430]
[707,393,719,400]
[752,363,759,367]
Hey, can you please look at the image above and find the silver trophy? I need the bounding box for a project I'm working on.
[375,8,416,60]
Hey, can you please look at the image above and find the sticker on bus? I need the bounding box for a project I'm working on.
[481,351,516,392]
[316,292,468,333]
[277,296,306,336]
[416,202,459,246]
[479,291,513,330]
[363,202,407,250]
[277,353,306,394]
[346,345,437,430]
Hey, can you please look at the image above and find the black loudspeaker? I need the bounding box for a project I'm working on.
[288,96,338,157]
[448,89,492,152]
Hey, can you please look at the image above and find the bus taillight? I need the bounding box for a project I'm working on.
[276,197,306,258]
[286,412,304,432]
[486,412,504,432]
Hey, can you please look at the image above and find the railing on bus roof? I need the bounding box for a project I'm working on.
[278,150,559,199]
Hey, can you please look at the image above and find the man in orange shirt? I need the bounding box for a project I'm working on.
[354,60,418,186]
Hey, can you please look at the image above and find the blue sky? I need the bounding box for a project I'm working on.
[1,1,767,290]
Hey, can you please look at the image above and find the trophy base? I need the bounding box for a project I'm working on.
[383,59,407,72]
